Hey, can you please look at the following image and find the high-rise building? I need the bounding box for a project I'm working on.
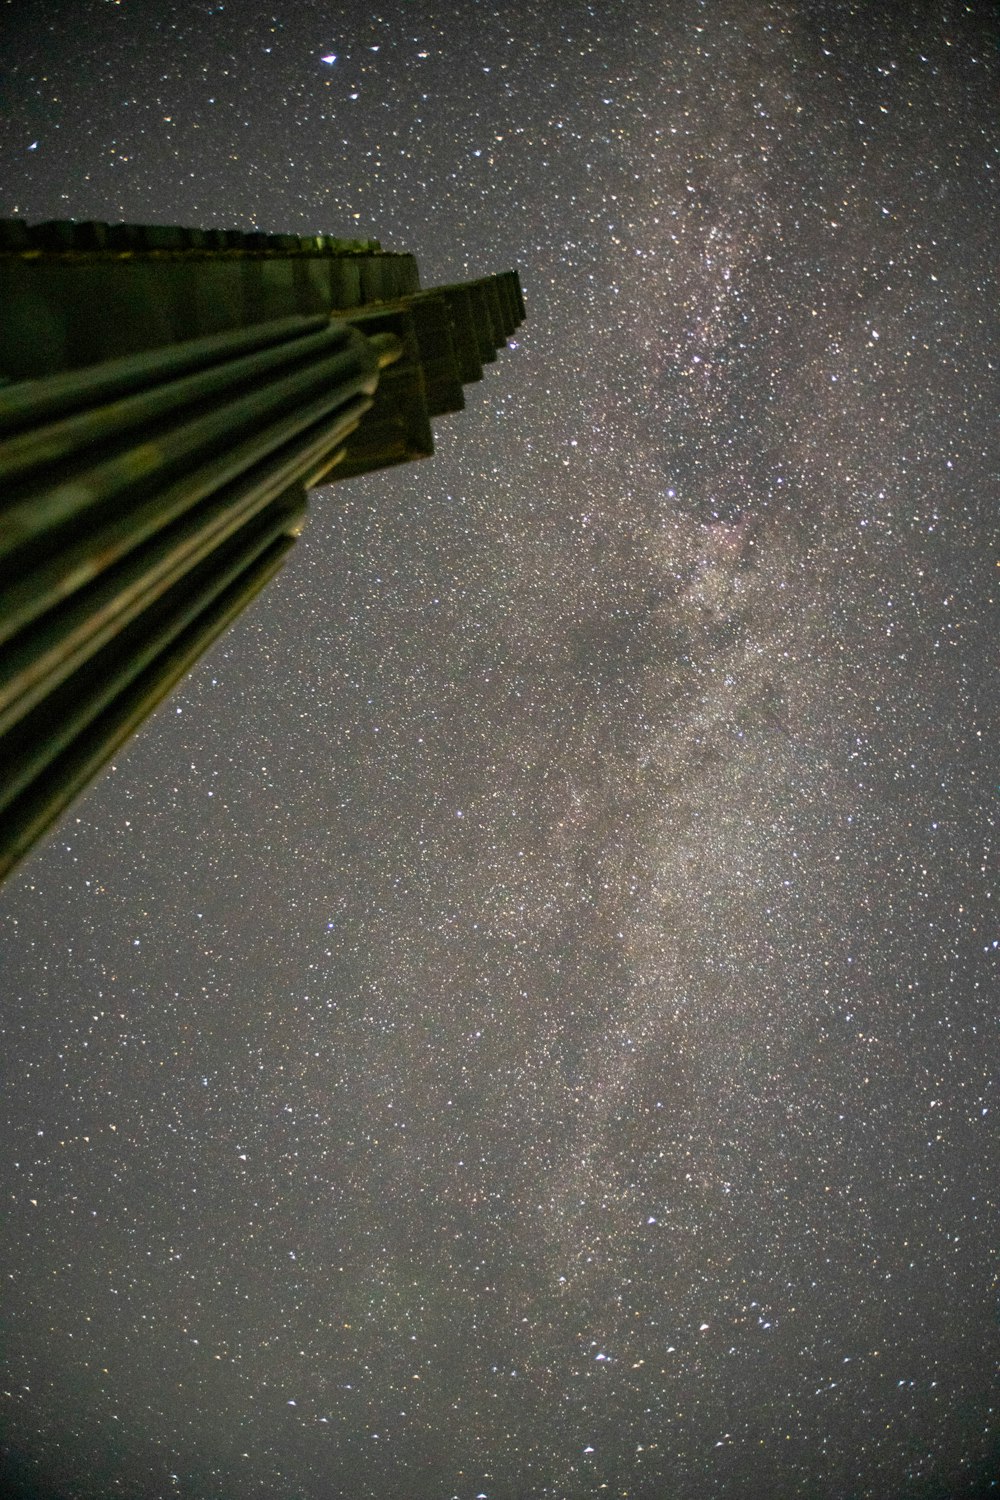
[0,219,524,879]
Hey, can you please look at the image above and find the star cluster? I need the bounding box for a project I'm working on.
[1,2,997,1498]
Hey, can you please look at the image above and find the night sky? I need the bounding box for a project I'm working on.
[1,2,998,1497]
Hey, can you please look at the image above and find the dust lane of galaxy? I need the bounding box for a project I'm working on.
[1,3,997,1498]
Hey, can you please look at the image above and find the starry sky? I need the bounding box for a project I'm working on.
[1,1,998,1497]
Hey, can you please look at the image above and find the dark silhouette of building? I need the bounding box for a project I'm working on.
[0,219,524,879]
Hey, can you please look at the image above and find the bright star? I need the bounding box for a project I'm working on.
[321,54,337,64]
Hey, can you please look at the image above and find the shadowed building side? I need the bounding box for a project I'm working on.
[0,219,525,880]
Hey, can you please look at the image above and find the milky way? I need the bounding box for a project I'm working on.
[1,2,997,1497]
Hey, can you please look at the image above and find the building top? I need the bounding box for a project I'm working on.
[0,218,383,255]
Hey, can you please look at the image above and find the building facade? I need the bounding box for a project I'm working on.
[0,219,524,878]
